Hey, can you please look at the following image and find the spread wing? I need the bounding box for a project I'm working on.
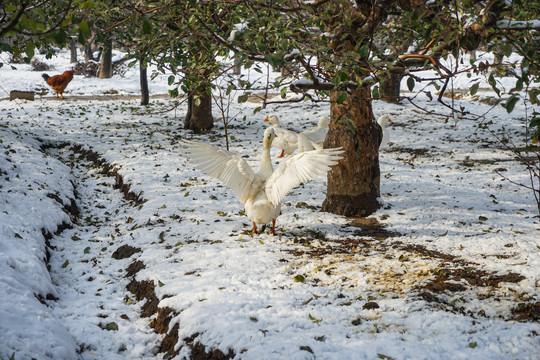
[181,140,258,204]
[265,147,343,206]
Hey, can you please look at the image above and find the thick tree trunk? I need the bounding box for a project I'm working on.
[381,68,404,103]
[70,37,77,63]
[98,37,113,79]
[322,87,381,217]
[184,87,213,132]
[139,55,149,105]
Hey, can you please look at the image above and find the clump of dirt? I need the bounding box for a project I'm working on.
[183,333,235,360]
[125,260,145,277]
[512,302,540,322]
[424,265,525,294]
[152,307,175,334]
[127,279,159,317]
[396,243,457,261]
[112,245,141,260]
[150,306,236,359]
[161,323,180,359]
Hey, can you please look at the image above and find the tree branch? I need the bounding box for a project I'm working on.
[0,1,30,38]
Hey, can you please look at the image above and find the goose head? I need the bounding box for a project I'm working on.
[263,127,277,149]
[377,115,392,126]
[318,116,331,128]
[263,115,280,126]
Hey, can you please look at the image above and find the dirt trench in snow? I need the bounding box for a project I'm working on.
[43,142,539,359]
[43,142,232,359]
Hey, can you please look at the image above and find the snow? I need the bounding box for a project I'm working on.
[496,19,540,29]
[1,49,539,360]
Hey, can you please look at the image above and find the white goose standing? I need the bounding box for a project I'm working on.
[301,116,331,149]
[263,115,299,158]
[182,128,343,235]
[377,115,393,149]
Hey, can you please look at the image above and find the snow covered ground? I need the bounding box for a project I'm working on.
[1,49,539,360]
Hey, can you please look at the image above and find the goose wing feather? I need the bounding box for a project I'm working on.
[182,140,258,204]
[265,148,343,206]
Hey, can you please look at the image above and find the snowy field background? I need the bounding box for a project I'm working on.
[0,49,539,359]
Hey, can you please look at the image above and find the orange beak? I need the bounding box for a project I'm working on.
[263,115,269,122]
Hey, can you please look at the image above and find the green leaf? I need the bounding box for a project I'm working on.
[238,94,249,103]
[470,83,479,96]
[501,43,512,57]
[488,73,500,96]
[503,95,519,113]
[25,41,35,59]
[168,75,176,86]
[372,86,380,98]
[407,77,415,91]
[54,29,68,45]
[78,20,90,37]
[294,274,305,282]
[61,260,69,268]
[308,313,322,324]
[264,54,284,68]
[359,44,369,58]
[104,322,119,331]
[336,92,347,104]
[84,247,90,254]
[143,20,152,34]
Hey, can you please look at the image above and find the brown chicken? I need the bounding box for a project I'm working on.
[42,70,75,99]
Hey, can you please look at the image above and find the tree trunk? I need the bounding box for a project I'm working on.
[322,87,381,217]
[381,68,404,103]
[98,37,113,79]
[84,34,96,62]
[70,37,77,63]
[233,56,241,75]
[139,55,149,105]
[184,86,214,132]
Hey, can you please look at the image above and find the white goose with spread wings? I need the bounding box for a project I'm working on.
[182,128,343,235]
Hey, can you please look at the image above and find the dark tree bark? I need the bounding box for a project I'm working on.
[98,37,113,79]
[381,68,405,103]
[184,86,213,132]
[84,33,96,62]
[139,54,149,105]
[322,87,381,217]
[70,37,77,63]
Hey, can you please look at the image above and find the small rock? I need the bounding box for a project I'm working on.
[363,301,380,310]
